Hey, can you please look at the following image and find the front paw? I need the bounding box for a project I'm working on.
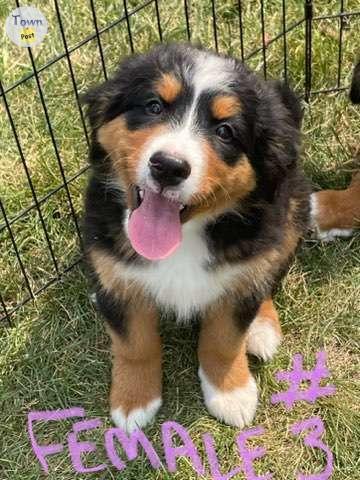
[314,227,354,242]
[199,368,258,428]
[247,316,282,361]
[111,398,162,433]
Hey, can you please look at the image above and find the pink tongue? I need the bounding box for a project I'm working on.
[128,190,182,260]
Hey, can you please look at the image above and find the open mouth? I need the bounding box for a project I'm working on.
[130,185,187,215]
[127,185,187,261]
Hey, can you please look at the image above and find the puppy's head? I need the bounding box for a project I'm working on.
[84,44,301,260]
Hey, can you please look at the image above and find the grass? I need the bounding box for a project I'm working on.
[0,0,359,479]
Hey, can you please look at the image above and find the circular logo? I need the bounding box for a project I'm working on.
[5,6,48,48]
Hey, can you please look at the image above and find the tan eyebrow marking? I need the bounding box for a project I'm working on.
[211,95,241,120]
[155,73,183,103]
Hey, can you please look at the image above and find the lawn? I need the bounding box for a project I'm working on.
[0,1,359,479]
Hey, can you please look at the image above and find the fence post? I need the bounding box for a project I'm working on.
[304,0,313,102]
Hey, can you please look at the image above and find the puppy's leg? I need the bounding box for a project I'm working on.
[247,299,282,361]
[311,172,360,241]
[90,248,162,432]
[107,301,162,433]
[198,300,258,428]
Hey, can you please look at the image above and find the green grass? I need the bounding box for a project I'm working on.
[0,1,359,479]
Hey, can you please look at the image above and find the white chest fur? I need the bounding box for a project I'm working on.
[121,218,241,320]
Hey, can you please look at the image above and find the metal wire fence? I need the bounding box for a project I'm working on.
[1,0,359,325]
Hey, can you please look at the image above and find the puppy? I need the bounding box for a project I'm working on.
[311,61,360,241]
[83,43,309,432]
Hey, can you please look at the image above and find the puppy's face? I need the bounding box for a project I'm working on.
[85,44,299,259]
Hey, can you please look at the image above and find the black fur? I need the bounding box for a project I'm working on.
[83,43,310,330]
[350,61,360,104]
[95,288,128,336]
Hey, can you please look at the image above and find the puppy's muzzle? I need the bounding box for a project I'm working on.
[149,151,191,189]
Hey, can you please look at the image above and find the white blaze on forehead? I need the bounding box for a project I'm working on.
[191,51,236,97]
[182,52,236,131]
[137,51,236,201]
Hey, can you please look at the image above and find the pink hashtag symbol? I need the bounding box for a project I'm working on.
[271,351,336,410]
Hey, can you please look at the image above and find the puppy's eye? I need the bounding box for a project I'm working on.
[216,124,234,142]
[145,100,163,115]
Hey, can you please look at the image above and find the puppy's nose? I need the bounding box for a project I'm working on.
[149,151,191,188]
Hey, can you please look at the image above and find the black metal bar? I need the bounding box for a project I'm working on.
[183,0,191,40]
[309,85,349,95]
[282,0,288,82]
[24,47,84,251]
[260,0,267,79]
[313,10,360,21]
[237,0,245,62]
[154,0,163,42]
[0,165,90,233]
[123,0,135,53]
[53,0,90,147]
[304,0,313,102]
[1,0,154,97]
[245,18,305,62]
[0,81,60,276]
[0,199,34,301]
[211,0,218,52]
[89,0,108,80]
[0,257,83,325]
[337,0,345,89]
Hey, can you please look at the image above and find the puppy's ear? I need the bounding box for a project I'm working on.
[272,80,303,128]
[80,84,101,129]
[350,61,360,104]
[81,53,144,130]
[81,79,124,130]
[253,81,302,200]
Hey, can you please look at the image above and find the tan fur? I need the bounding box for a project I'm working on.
[186,142,256,220]
[98,117,257,223]
[108,308,162,415]
[255,298,281,335]
[313,173,360,230]
[89,248,122,294]
[211,95,241,120]
[198,299,250,391]
[89,247,162,414]
[97,117,167,186]
[155,73,182,104]
[212,209,300,294]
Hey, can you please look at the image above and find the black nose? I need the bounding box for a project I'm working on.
[149,151,191,188]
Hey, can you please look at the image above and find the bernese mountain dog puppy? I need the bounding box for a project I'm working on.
[311,61,360,241]
[83,43,309,432]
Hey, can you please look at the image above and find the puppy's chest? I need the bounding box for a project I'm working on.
[121,224,240,319]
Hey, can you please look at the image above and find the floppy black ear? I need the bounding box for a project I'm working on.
[81,80,122,130]
[252,80,303,201]
[350,61,360,104]
[81,52,146,130]
[81,82,109,130]
[272,80,303,128]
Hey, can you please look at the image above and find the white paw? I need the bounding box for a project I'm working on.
[316,227,354,242]
[111,398,162,433]
[247,318,282,361]
[199,368,258,428]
